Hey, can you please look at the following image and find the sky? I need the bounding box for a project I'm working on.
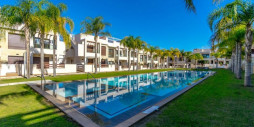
[0,0,234,51]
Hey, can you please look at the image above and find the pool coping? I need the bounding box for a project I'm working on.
[28,83,100,127]
[115,71,216,127]
[28,71,215,127]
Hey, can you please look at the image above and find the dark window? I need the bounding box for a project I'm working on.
[8,34,26,50]
[101,46,106,56]
[87,45,94,53]
[87,59,94,64]
[8,56,24,64]
[34,38,52,49]
[108,49,114,58]
[33,57,49,64]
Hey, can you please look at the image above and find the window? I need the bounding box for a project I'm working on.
[101,46,106,56]
[8,56,24,64]
[87,45,94,53]
[44,39,50,49]
[202,54,210,58]
[108,48,114,58]
[34,38,52,49]
[34,38,40,48]
[140,55,143,61]
[8,34,26,50]
[87,59,94,64]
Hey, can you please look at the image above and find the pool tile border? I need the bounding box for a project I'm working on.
[28,83,100,127]
[28,71,215,127]
[115,71,215,127]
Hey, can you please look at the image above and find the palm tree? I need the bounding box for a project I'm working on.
[190,53,204,68]
[163,50,171,68]
[120,36,135,71]
[135,37,145,71]
[148,45,158,69]
[34,0,53,84]
[209,0,253,86]
[211,52,222,68]
[142,42,149,69]
[46,3,74,77]
[1,0,37,79]
[184,0,221,12]
[184,51,192,68]
[80,16,111,74]
[154,48,163,68]
[169,48,181,68]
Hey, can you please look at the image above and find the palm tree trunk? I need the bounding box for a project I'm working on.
[151,54,153,69]
[231,50,235,72]
[133,50,135,71]
[136,50,139,70]
[94,37,98,74]
[167,57,169,68]
[84,40,86,72]
[195,60,197,68]
[128,49,131,71]
[234,43,238,75]
[40,33,45,89]
[173,58,175,68]
[53,32,57,77]
[216,58,218,68]
[236,42,242,79]
[244,24,253,87]
[25,27,30,79]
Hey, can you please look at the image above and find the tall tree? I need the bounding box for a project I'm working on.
[120,36,135,71]
[47,2,74,77]
[1,0,37,79]
[184,0,221,12]
[184,51,192,68]
[191,53,204,68]
[34,0,53,84]
[148,45,158,69]
[80,16,111,74]
[135,37,145,70]
[208,0,254,86]
[169,48,181,68]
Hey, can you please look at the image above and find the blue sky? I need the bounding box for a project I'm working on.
[0,0,234,51]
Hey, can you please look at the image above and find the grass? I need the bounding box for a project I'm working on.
[0,84,79,127]
[137,69,254,127]
[0,68,187,84]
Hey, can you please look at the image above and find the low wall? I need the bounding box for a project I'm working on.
[0,64,77,76]
[32,64,77,75]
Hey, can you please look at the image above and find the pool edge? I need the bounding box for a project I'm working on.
[28,83,100,127]
[115,71,216,127]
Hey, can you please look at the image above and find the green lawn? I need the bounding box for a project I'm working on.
[0,68,186,84]
[0,84,79,127]
[2,69,253,127]
[139,69,254,127]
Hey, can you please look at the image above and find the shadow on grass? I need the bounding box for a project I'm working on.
[0,107,78,127]
[0,85,80,127]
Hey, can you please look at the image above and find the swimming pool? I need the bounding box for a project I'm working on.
[43,71,212,126]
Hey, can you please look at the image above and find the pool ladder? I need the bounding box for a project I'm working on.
[87,72,96,80]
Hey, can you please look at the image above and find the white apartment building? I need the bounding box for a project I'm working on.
[65,34,159,73]
[192,49,230,68]
[0,26,76,76]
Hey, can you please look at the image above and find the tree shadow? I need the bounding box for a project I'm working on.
[0,107,80,127]
[0,85,80,127]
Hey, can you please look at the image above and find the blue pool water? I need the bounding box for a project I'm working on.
[44,71,211,126]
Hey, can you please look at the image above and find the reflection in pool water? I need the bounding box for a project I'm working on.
[43,71,211,126]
